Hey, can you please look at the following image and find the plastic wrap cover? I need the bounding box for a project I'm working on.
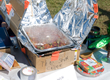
[18,0,97,54]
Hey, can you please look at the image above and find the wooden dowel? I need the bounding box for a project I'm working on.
[30,0,33,17]
[3,0,7,5]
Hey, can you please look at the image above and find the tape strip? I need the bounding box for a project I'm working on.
[6,3,12,15]
[94,15,98,19]
[24,0,30,10]
[20,66,37,80]
[21,48,26,54]
[93,4,98,13]
[51,51,61,61]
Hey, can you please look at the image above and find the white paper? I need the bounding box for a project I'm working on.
[84,59,97,66]
[4,54,15,68]
[74,50,77,61]
[39,65,77,80]
[1,1,6,11]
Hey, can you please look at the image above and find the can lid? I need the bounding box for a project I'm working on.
[89,26,100,35]
[22,67,36,75]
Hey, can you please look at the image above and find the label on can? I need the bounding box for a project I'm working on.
[22,67,34,75]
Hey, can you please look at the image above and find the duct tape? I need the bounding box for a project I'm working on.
[20,66,37,80]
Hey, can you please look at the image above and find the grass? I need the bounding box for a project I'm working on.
[46,0,66,18]
[93,0,110,35]
[46,0,110,35]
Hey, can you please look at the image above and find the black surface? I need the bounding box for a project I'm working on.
[0,27,13,48]
[7,28,15,37]
[11,46,30,66]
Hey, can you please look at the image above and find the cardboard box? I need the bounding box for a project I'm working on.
[0,0,24,36]
[0,48,11,53]
[0,9,19,36]
[26,48,80,73]
[1,1,80,74]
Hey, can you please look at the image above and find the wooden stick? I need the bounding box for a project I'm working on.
[3,0,7,5]
[30,0,33,17]
[17,39,22,49]
[107,43,110,58]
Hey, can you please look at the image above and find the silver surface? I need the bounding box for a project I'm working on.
[18,0,97,54]
[53,0,97,46]
[20,66,37,80]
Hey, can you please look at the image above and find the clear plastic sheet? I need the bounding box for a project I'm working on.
[23,23,73,52]
[18,0,97,54]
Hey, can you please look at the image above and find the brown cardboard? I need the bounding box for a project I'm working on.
[0,10,19,36]
[26,48,80,73]
[0,1,80,74]
[10,0,24,18]
[10,0,24,35]
[0,0,24,17]
[0,2,2,6]
[0,48,11,53]
[0,0,24,36]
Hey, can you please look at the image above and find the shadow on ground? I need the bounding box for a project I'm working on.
[99,8,110,28]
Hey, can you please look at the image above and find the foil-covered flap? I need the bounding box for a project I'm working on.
[20,0,52,27]
[53,0,97,46]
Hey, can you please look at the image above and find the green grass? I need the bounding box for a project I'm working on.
[46,0,110,35]
[46,0,66,18]
[93,0,110,35]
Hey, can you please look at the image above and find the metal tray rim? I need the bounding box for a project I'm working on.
[21,23,74,52]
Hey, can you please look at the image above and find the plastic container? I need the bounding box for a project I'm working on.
[89,26,100,36]
[86,26,100,50]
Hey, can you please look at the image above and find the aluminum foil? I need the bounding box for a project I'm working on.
[53,0,97,48]
[18,0,52,54]
[18,0,97,55]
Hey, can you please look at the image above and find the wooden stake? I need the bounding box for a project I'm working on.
[3,0,7,5]
[30,0,33,17]
[17,39,22,49]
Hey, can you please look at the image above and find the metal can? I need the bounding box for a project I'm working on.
[20,66,37,80]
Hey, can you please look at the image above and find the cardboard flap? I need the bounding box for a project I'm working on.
[0,48,11,53]
[10,0,24,18]
[12,60,20,68]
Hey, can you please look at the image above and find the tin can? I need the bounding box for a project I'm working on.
[20,66,37,80]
